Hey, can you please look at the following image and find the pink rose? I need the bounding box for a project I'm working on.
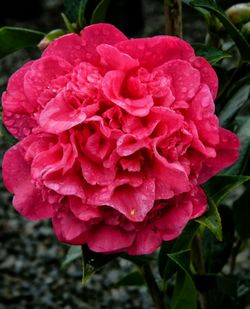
[2,24,239,255]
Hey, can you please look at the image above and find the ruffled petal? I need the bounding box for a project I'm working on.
[52,205,89,244]
[39,91,87,134]
[192,56,218,99]
[23,56,72,106]
[97,44,139,71]
[2,142,53,220]
[2,61,34,113]
[2,111,37,140]
[190,187,207,219]
[160,60,200,101]
[155,199,193,241]
[102,70,154,116]
[42,33,86,65]
[116,35,195,70]
[198,128,240,183]
[88,225,135,253]
[128,224,162,255]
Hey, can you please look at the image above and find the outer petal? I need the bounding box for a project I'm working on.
[80,23,128,66]
[97,44,139,71]
[115,36,195,70]
[160,60,200,101]
[155,199,193,241]
[88,225,135,253]
[190,187,207,219]
[3,111,37,140]
[127,224,162,255]
[192,57,218,99]
[2,61,34,113]
[42,33,86,65]
[23,56,72,106]
[198,128,240,184]
[2,142,53,220]
[52,205,90,244]
[44,24,127,67]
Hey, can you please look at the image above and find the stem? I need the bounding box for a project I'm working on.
[191,234,208,309]
[192,234,205,275]
[141,264,166,309]
[230,238,242,274]
[164,0,183,37]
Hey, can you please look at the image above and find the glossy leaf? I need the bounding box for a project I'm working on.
[0,112,17,145]
[203,175,250,206]
[82,245,118,284]
[192,43,231,65]
[121,253,155,266]
[115,270,144,287]
[61,246,81,270]
[0,27,44,58]
[223,116,250,175]
[194,274,238,296]
[219,84,250,127]
[158,222,199,281]
[64,0,87,24]
[90,0,111,24]
[169,250,197,309]
[196,196,222,241]
[201,205,235,273]
[233,183,250,239]
[191,0,250,61]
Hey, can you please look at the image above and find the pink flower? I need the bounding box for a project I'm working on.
[2,24,240,255]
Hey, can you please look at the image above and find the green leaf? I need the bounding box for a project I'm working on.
[159,222,199,281]
[233,183,250,239]
[61,246,82,270]
[194,274,238,297]
[90,0,111,24]
[203,175,250,206]
[121,253,155,266]
[82,245,118,284]
[201,205,235,273]
[222,116,250,175]
[0,27,45,58]
[114,270,144,287]
[0,112,17,145]
[45,29,66,42]
[196,196,222,241]
[192,43,231,65]
[219,84,250,127]
[64,0,88,24]
[169,250,197,309]
[191,0,250,61]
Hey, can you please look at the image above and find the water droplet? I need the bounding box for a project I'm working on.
[86,53,91,59]
[23,128,31,136]
[137,44,144,50]
[201,98,209,107]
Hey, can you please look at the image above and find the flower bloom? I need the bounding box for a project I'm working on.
[2,24,239,255]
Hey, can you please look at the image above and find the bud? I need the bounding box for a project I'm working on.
[226,3,250,27]
[38,29,65,49]
[241,21,250,40]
